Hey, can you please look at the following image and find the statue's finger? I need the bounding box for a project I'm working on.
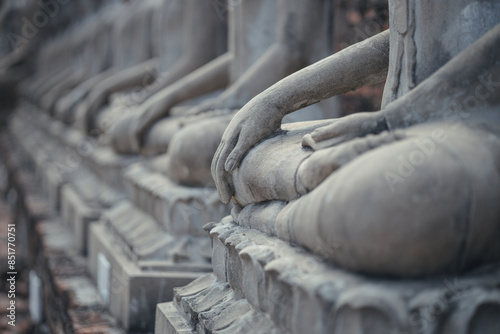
[312,134,349,150]
[211,142,224,184]
[219,177,234,205]
[301,133,315,148]
[310,123,337,141]
[212,143,232,204]
[210,143,223,185]
[225,134,256,172]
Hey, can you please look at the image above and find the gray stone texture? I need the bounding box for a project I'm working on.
[164,219,500,334]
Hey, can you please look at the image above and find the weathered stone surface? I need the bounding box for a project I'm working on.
[165,219,500,334]
[102,200,211,264]
[155,302,195,334]
[124,162,230,237]
[88,221,209,333]
[7,107,219,333]
[0,135,125,333]
[61,184,101,255]
[161,273,279,334]
[211,0,500,279]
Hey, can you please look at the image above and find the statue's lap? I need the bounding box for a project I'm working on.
[160,113,234,187]
[231,119,334,205]
[233,118,500,277]
[132,111,235,187]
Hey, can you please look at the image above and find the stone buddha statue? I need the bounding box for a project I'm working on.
[212,0,500,277]
[23,35,72,105]
[0,0,108,82]
[109,0,340,189]
[27,0,156,126]
[71,0,165,131]
[52,3,125,123]
[38,23,100,114]
[20,0,129,114]
[76,0,227,136]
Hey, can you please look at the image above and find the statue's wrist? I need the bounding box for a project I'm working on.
[380,113,390,132]
[156,94,173,113]
[380,109,395,132]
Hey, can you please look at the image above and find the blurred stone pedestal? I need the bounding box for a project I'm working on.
[10,105,231,333]
[123,162,229,238]
[60,184,101,254]
[88,220,208,332]
[85,195,218,332]
[0,127,125,334]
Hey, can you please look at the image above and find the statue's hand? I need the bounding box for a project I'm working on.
[297,130,405,194]
[40,93,55,113]
[80,91,107,133]
[132,103,154,148]
[212,102,283,204]
[132,94,172,148]
[108,113,139,154]
[302,112,387,150]
[182,97,218,116]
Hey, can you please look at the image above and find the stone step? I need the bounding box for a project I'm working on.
[156,273,280,334]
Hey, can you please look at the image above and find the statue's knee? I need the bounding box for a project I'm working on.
[143,117,183,155]
[110,114,138,154]
[279,140,474,276]
[166,117,230,187]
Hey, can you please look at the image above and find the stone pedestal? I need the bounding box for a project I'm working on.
[11,105,231,333]
[85,197,218,332]
[0,128,125,334]
[160,218,500,334]
[10,109,122,254]
[60,184,101,254]
[123,162,229,238]
[88,221,206,332]
[155,302,198,334]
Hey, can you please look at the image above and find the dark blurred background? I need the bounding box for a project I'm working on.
[0,0,113,127]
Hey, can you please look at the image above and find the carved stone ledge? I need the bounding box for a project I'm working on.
[11,110,124,209]
[124,162,231,237]
[9,105,219,333]
[102,200,211,265]
[162,218,500,334]
[60,184,101,254]
[10,111,124,256]
[156,273,279,334]
[88,221,210,333]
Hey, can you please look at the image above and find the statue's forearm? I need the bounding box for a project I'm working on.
[140,53,231,128]
[147,0,226,96]
[57,68,116,110]
[93,58,159,97]
[166,52,231,105]
[383,23,500,130]
[257,30,390,119]
[216,43,303,109]
[32,68,73,100]
[151,42,225,96]
[74,68,116,98]
[48,69,85,97]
